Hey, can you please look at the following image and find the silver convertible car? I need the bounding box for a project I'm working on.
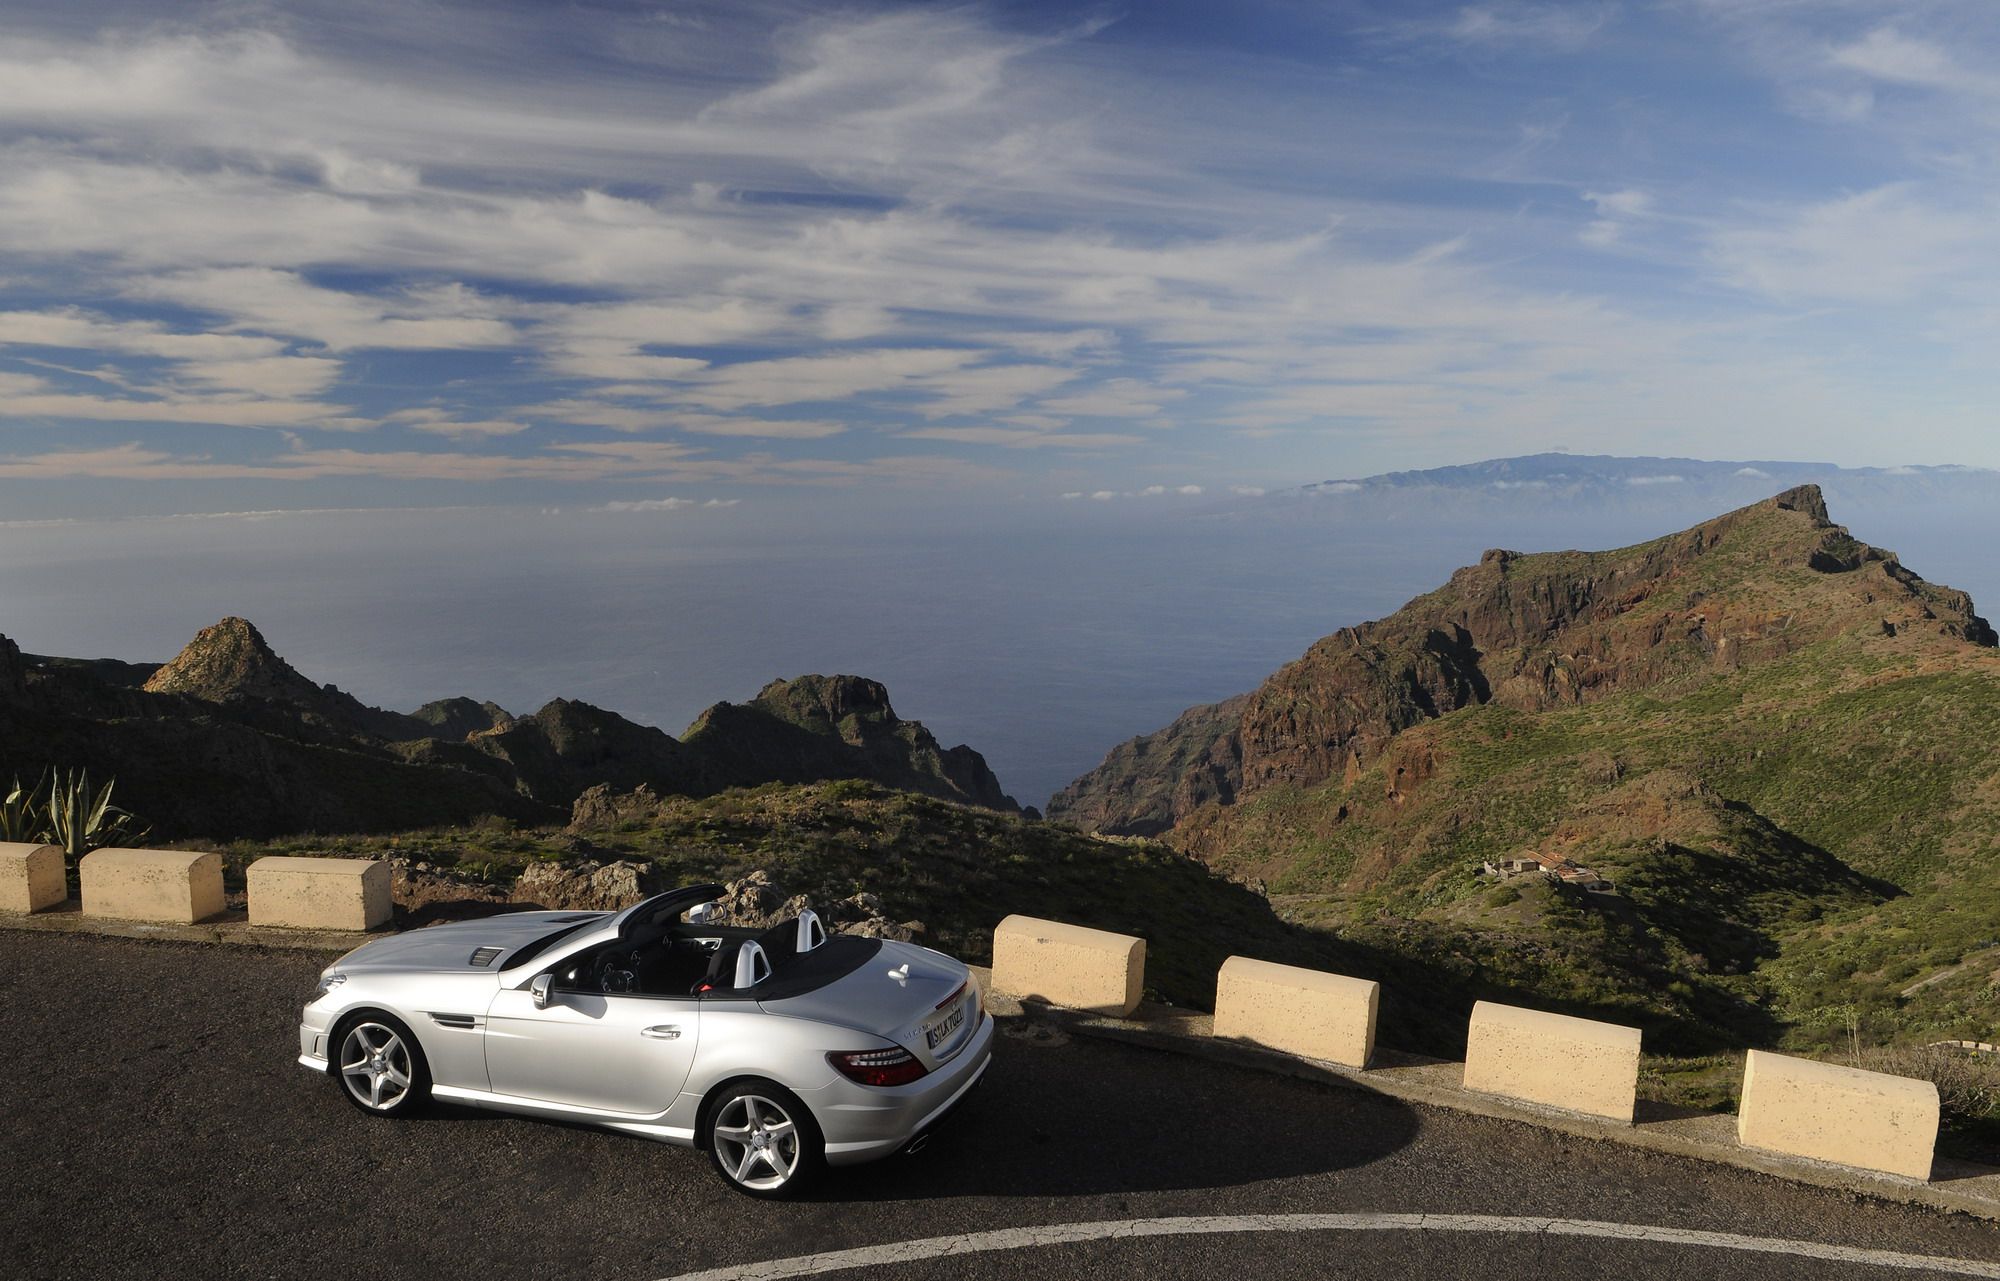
[297,883,993,1196]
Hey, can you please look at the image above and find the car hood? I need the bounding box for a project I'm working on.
[760,939,977,1068]
[330,910,608,974]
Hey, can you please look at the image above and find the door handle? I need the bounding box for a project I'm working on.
[641,1025,681,1040]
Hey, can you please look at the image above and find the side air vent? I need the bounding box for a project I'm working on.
[430,1012,477,1030]
[469,946,504,967]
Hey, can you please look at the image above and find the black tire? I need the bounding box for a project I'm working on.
[330,1012,432,1118]
[704,1080,823,1199]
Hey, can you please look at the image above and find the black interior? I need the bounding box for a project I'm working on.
[550,911,882,1001]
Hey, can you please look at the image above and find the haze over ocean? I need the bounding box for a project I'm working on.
[7,475,1992,808]
[6,4,2000,807]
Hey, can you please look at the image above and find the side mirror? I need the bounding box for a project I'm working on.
[531,972,553,1010]
[687,901,717,925]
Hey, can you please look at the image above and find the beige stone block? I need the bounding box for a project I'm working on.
[78,848,225,924]
[247,856,391,931]
[1738,1049,1939,1180]
[1213,955,1378,1068]
[1463,999,1642,1122]
[0,842,66,913]
[990,915,1144,1016]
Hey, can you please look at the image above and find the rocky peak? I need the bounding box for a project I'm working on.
[684,674,1020,812]
[408,697,515,742]
[751,674,897,727]
[140,616,423,741]
[1772,483,1830,525]
[143,617,321,706]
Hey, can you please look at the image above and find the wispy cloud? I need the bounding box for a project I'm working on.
[0,0,1997,516]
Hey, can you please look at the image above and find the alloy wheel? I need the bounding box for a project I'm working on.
[710,1094,801,1191]
[339,1022,414,1111]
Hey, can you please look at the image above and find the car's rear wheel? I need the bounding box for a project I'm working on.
[333,1014,430,1117]
[706,1081,821,1198]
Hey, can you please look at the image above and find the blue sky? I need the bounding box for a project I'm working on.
[0,0,1996,520]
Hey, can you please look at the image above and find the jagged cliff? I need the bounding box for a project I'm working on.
[683,675,1018,812]
[1051,487,1996,835]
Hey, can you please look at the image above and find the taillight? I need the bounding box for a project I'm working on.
[828,1047,930,1087]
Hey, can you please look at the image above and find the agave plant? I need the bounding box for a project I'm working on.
[42,768,149,858]
[0,771,47,843]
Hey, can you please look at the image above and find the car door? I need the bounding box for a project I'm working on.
[483,983,700,1117]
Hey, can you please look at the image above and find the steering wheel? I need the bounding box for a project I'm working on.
[593,949,639,994]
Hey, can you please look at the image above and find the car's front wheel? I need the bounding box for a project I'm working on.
[333,1014,431,1117]
[706,1081,822,1198]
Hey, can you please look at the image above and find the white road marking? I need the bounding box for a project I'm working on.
[658,1214,2000,1280]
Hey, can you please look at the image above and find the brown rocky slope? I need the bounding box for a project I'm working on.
[1049,486,1995,837]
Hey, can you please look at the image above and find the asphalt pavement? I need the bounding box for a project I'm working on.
[6,931,2000,1281]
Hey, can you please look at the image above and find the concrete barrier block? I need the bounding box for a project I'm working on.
[991,915,1144,1016]
[247,856,391,931]
[1738,1049,1939,1180]
[0,842,66,913]
[78,849,225,924]
[1213,956,1378,1068]
[1463,1000,1642,1122]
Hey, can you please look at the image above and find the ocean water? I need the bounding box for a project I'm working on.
[3,492,1993,809]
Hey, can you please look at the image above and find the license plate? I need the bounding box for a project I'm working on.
[924,1001,965,1050]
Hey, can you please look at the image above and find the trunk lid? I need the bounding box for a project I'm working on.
[760,940,981,1069]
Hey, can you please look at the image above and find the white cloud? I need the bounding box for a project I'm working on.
[1828,28,2000,99]
[1229,484,1266,497]
[147,270,520,352]
[409,419,531,439]
[1439,5,1610,50]
[1709,183,1998,304]
[1034,378,1184,419]
[900,426,1142,449]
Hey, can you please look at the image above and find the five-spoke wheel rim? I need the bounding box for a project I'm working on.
[711,1094,801,1191]
[339,1022,413,1111]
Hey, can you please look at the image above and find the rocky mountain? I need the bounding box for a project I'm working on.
[0,618,1021,839]
[141,617,427,742]
[409,697,513,741]
[683,674,1018,812]
[1053,487,2000,1054]
[1053,486,1994,836]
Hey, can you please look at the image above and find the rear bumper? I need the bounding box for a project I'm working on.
[815,1010,995,1166]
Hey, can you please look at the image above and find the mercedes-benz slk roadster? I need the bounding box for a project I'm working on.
[297,883,993,1196]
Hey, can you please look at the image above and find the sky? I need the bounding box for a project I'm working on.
[0,0,1995,522]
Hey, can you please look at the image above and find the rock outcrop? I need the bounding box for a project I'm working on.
[408,697,514,741]
[142,617,424,741]
[511,859,665,912]
[466,698,715,809]
[703,869,924,941]
[683,674,1019,812]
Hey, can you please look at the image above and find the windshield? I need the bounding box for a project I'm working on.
[503,919,594,970]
